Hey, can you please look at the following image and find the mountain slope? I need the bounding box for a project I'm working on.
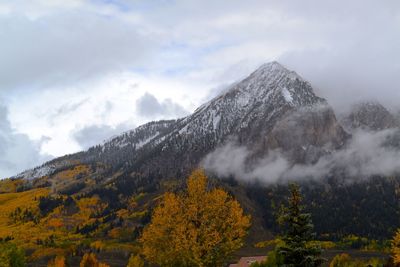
[17,62,346,183]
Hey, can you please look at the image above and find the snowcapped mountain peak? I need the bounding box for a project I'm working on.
[195,61,316,115]
[221,61,322,109]
[251,61,303,83]
[171,62,327,144]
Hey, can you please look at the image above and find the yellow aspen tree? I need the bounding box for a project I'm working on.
[47,255,66,267]
[141,169,251,267]
[126,255,144,267]
[392,229,400,264]
[80,253,110,267]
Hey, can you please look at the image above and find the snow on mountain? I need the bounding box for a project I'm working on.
[171,61,326,142]
[16,61,346,180]
[17,165,55,181]
[100,120,176,151]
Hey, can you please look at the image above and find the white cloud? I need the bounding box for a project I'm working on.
[0,9,157,91]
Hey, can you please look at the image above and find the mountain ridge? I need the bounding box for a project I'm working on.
[16,61,345,182]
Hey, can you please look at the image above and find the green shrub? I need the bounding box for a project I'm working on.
[0,242,26,267]
[329,253,385,267]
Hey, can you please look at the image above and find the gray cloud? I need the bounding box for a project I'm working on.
[136,92,188,118]
[0,6,157,91]
[0,104,51,178]
[2,0,400,110]
[72,121,135,149]
[145,0,400,112]
[203,129,400,184]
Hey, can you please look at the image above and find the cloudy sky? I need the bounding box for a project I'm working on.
[0,0,399,177]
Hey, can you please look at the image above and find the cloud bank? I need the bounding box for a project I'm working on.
[203,129,400,184]
[0,104,51,178]
[136,92,189,119]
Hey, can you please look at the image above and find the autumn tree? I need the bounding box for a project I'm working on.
[392,229,400,265]
[126,255,144,267]
[80,253,109,267]
[141,169,251,267]
[276,183,325,267]
[48,255,66,267]
[329,253,384,267]
[329,253,352,267]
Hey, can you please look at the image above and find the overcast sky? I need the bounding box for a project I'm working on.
[0,0,399,177]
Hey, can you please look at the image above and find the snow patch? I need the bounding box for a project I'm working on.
[17,165,55,180]
[135,132,160,149]
[282,87,293,103]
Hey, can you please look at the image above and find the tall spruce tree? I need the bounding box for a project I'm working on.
[277,183,325,267]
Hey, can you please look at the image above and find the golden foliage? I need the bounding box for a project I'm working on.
[76,196,108,219]
[329,253,384,267]
[126,254,144,267]
[0,180,143,263]
[49,164,90,194]
[108,227,122,239]
[30,248,66,262]
[392,229,400,264]
[141,169,251,267]
[91,241,105,251]
[329,253,352,267]
[54,165,89,180]
[127,197,138,212]
[254,238,283,248]
[47,218,64,228]
[80,253,110,267]
[255,239,335,250]
[80,253,98,267]
[47,255,66,267]
[0,188,49,242]
[0,178,23,193]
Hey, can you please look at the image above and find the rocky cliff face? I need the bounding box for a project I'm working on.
[265,104,347,164]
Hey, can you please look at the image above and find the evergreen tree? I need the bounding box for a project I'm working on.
[276,183,325,267]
